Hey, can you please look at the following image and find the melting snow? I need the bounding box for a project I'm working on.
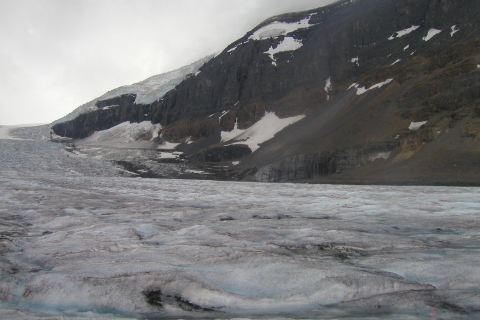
[221,112,305,152]
[409,121,427,130]
[249,17,313,40]
[450,25,459,37]
[388,25,420,40]
[265,37,303,65]
[349,79,393,95]
[423,28,442,41]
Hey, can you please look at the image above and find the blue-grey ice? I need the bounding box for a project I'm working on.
[1,132,479,319]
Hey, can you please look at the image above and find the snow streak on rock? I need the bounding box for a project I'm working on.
[450,25,459,37]
[349,79,393,95]
[391,59,401,66]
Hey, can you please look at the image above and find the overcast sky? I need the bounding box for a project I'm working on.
[0,0,336,125]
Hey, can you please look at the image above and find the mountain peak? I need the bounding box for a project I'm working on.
[52,0,480,185]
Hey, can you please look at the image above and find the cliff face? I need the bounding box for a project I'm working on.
[53,0,480,184]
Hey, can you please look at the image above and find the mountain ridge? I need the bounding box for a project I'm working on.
[51,0,480,185]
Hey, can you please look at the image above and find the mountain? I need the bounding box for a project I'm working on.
[52,0,480,185]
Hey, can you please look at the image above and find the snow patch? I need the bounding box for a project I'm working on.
[185,169,211,175]
[220,119,245,142]
[450,25,459,37]
[249,17,313,40]
[158,152,180,159]
[158,142,180,150]
[409,121,427,130]
[227,41,248,53]
[388,25,420,40]
[265,37,303,65]
[324,77,332,100]
[369,152,391,162]
[349,79,393,95]
[423,28,442,41]
[219,110,230,123]
[221,112,305,152]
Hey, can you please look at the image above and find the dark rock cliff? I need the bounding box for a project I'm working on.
[53,0,480,184]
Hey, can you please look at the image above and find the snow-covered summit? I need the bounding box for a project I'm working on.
[52,55,214,125]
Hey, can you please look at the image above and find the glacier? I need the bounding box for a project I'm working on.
[51,55,214,126]
[1,132,480,319]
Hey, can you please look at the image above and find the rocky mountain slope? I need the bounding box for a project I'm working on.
[52,0,480,185]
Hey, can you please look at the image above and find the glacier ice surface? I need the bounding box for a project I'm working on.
[1,137,480,319]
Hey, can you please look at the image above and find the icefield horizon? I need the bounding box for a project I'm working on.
[1,138,480,319]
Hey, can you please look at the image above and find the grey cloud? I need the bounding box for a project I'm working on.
[0,0,335,125]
